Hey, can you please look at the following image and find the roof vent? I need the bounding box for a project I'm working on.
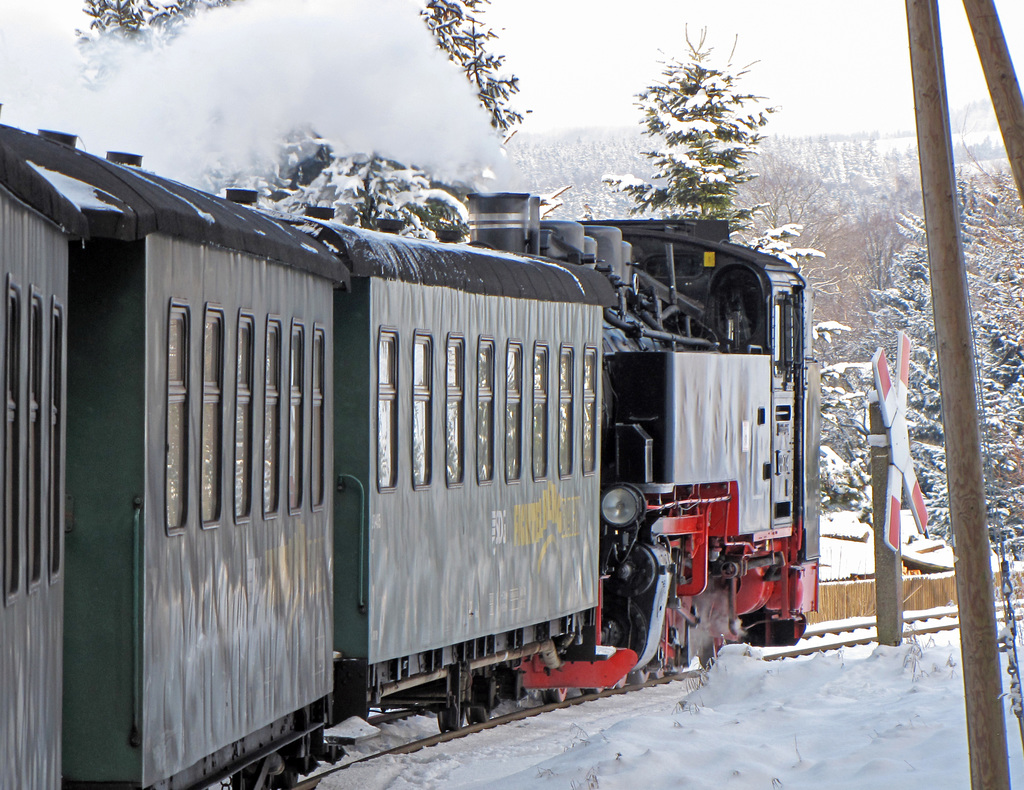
[38,130,78,148]
[303,206,334,220]
[106,151,143,167]
[377,218,404,234]
[225,188,258,205]
[436,228,463,243]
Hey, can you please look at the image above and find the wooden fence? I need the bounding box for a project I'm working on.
[807,572,959,624]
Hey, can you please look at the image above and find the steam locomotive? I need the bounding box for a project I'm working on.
[0,125,818,790]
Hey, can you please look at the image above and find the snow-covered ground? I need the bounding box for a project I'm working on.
[322,631,1024,789]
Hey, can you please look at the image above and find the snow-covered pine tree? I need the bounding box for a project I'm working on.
[80,0,236,40]
[81,0,147,37]
[267,136,467,236]
[604,29,773,227]
[815,322,872,516]
[421,0,522,134]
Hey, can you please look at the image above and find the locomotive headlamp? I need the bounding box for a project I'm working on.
[601,485,645,527]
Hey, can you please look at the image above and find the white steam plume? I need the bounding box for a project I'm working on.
[0,0,506,188]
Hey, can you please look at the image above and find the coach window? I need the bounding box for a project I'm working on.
[582,346,598,476]
[49,299,64,580]
[201,307,225,527]
[557,345,574,479]
[445,335,464,488]
[234,314,254,523]
[412,332,433,489]
[377,329,399,491]
[476,338,495,484]
[166,302,189,534]
[532,344,549,481]
[4,281,21,598]
[505,341,522,483]
[288,322,305,514]
[4,281,20,597]
[263,318,282,517]
[311,327,326,509]
[27,293,42,587]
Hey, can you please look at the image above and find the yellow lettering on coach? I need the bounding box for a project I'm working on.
[512,483,581,548]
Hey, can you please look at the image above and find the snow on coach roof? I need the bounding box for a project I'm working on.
[0,125,347,286]
[288,219,617,306]
[0,132,88,236]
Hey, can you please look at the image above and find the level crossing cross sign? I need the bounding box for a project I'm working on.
[870,331,929,552]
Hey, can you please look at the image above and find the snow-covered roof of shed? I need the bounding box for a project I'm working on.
[0,133,88,237]
[0,125,347,286]
[284,218,617,306]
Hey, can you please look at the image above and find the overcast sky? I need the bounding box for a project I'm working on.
[486,0,1024,138]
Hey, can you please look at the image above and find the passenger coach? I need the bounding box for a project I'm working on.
[0,125,348,789]
[289,219,617,728]
[0,129,86,790]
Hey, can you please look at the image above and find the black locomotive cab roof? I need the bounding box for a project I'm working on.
[0,125,348,286]
[0,134,88,237]
[281,218,617,307]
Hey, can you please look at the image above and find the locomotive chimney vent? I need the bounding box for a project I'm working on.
[106,151,143,167]
[38,130,78,148]
[303,206,335,221]
[225,188,258,205]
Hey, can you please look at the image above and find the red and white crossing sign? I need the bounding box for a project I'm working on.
[871,331,928,552]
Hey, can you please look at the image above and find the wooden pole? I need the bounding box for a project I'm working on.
[905,1,1010,787]
[869,403,902,646]
[961,0,1024,204]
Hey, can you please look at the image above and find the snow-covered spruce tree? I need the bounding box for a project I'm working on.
[266,135,468,236]
[815,322,872,516]
[863,238,950,538]
[855,173,1024,542]
[604,29,773,227]
[421,0,522,134]
[80,0,236,40]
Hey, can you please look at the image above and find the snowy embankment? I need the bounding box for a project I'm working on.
[323,632,1024,789]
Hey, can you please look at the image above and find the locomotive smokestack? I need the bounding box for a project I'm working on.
[467,193,540,255]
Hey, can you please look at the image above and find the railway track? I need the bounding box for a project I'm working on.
[294,610,962,789]
[294,670,704,789]
[762,607,961,660]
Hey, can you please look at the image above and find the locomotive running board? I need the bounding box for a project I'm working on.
[519,647,639,690]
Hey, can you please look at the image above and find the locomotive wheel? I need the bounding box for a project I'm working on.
[626,669,648,686]
[541,687,569,704]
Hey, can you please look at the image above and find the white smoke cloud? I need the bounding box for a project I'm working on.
[0,0,506,187]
